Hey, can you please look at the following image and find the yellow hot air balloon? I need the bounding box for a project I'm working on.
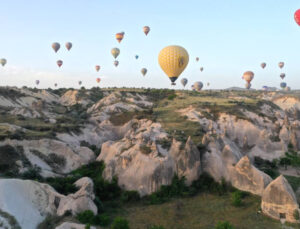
[158,45,189,85]
[111,48,120,59]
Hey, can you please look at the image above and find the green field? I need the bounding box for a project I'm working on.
[120,193,296,229]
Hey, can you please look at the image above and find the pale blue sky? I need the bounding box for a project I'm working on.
[0,0,299,89]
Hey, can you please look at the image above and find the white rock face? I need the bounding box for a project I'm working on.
[230,156,272,196]
[0,178,97,229]
[60,90,91,106]
[57,177,97,216]
[0,139,95,177]
[56,222,96,229]
[262,175,299,223]
[97,119,202,196]
[0,179,62,229]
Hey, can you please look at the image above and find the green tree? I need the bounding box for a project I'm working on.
[215,221,235,229]
[111,217,130,229]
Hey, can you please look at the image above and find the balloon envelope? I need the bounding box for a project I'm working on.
[115,32,124,43]
[52,42,60,53]
[141,68,147,76]
[278,62,284,69]
[196,57,199,62]
[78,81,82,85]
[111,48,120,59]
[0,58,7,66]
[193,81,203,91]
[65,42,72,51]
[181,78,188,87]
[280,82,287,89]
[280,73,286,79]
[35,80,40,85]
[57,60,63,68]
[245,83,251,90]
[261,63,266,69]
[114,60,119,67]
[95,65,100,72]
[200,67,204,72]
[242,71,254,83]
[158,45,189,85]
[143,26,150,35]
[135,55,139,59]
[96,78,101,83]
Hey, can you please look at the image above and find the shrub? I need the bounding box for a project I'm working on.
[231,191,242,207]
[148,226,165,229]
[215,221,235,229]
[77,210,95,224]
[121,190,140,203]
[294,209,300,220]
[111,217,130,229]
[140,144,152,155]
[93,213,111,226]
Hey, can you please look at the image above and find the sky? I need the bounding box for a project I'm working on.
[0,0,299,89]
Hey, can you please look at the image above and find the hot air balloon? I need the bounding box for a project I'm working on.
[242,71,254,84]
[278,62,284,69]
[181,78,188,87]
[54,83,58,87]
[115,32,124,43]
[114,60,119,67]
[245,83,251,90]
[111,48,120,59]
[52,42,60,53]
[158,45,189,85]
[78,81,82,86]
[207,82,210,87]
[135,55,139,59]
[295,9,300,26]
[141,68,147,76]
[0,58,7,67]
[57,60,63,68]
[193,82,203,92]
[35,80,40,85]
[280,82,287,89]
[95,65,100,72]
[196,57,199,62]
[261,63,266,69]
[280,73,286,80]
[143,26,150,36]
[96,78,101,83]
[65,42,72,51]
[200,67,204,72]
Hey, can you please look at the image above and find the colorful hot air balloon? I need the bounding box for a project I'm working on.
[135,55,139,59]
[295,9,300,26]
[114,60,119,67]
[193,82,203,91]
[261,63,266,69]
[95,65,100,72]
[57,60,63,68]
[115,32,124,43]
[35,80,40,85]
[54,83,58,87]
[280,73,286,80]
[158,45,189,85]
[200,67,204,72]
[78,81,82,86]
[242,71,254,84]
[65,42,72,51]
[245,83,251,90]
[181,78,188,87]
[280,82,287,89]
[52,42,60,53]
[96,78,101,83]
[196,57,199,62]
[278,62,284,69]
[0,58,7,67]
[141,68,147,76]
[111,48,120,59]
[143,26,150,36]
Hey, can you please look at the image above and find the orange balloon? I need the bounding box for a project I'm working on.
[115,32,124,43]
